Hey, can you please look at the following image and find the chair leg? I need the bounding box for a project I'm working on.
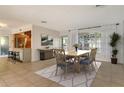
[91,63,97,73]
[86,65,91,75]
[13,58,16,64]
[9,58,13,63]
[7,57,10,61]
[65,65,68,78]
[65,66,67,74]
[63,65,68,79]
[91,63,94,70]
[84,67,88,87]
[94,61,98,70]
[72,71,75,87]
[55,65,58,76]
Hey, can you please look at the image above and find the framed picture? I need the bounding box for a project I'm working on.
[41,34,53,46]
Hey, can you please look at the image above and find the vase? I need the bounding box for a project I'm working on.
[111,57,117,64]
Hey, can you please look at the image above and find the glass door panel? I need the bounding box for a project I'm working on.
[0,36,9,56]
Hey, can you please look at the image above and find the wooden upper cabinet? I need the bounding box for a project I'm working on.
[14,31,31,48]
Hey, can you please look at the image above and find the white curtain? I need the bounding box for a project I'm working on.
[68,30,78,48]
[98,25,116,61]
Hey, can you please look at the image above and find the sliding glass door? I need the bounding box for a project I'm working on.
[0,36,9,56]
[78,32,101,53]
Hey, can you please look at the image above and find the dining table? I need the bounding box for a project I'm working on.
[65,50,90,73]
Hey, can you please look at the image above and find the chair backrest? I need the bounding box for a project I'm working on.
[8,51,13,55]
[8,51,13,58]
[53,48,60,57]
[54,49,66,65]
[89,48,97,62]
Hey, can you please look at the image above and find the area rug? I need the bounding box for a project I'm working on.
[35,62,101,87]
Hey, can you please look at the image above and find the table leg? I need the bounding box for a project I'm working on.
[87,52,89,57]
[74,56,80,73]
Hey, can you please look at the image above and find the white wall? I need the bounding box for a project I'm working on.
[116,22,124,64]
[11,24,32,34]
[0,30,11,36]
[122,21,124,64]
[31,25,60,62]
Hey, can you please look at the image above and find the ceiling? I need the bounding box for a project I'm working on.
[0,5,124,32]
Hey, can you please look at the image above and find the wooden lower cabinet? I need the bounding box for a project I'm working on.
[39,49,54,60]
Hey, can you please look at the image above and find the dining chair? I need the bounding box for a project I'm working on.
[52,48,56,57]
[80,48,97,72]
[79,48,97,86]
[54,49,74,77]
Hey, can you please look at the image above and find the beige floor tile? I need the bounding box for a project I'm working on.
[33,80,53,87]
[0,83,8,87]
[3,76,24,85]
[111,82,124,87]
[49,82,63,87]
[24,74,44,83]
[92,62,124,87]
[91,79,112,87]
[8,82,34,87]
[1,57,124,87]
[7,79,34,87]
[95,75,111,82]
[111,77,124,85]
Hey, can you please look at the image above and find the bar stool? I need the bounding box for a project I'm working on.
[8,51,14,61]
[13,51,20,63]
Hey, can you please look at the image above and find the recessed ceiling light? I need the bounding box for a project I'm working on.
[41,21,47,23]
[0,22,7,27]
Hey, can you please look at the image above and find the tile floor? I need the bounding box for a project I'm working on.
[0,57,62,87]
[92,61,124,87]
[0,57,124,87]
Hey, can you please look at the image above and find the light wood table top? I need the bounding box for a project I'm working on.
[65,50,90,57]
[38,48,53,51]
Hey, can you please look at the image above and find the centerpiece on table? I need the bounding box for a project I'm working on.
[73,43,79,52]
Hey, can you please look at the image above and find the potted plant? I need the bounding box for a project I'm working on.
[109,32,121,64]
[73,44,79,52]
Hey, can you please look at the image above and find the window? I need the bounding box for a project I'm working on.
[61,36,68,50]
[78,32,101,53]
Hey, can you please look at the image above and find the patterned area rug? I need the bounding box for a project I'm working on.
[35,62,102,87]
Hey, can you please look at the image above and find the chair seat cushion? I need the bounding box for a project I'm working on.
[57,63,66,67]
[57,61,74,68]
[80,58,92,65]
